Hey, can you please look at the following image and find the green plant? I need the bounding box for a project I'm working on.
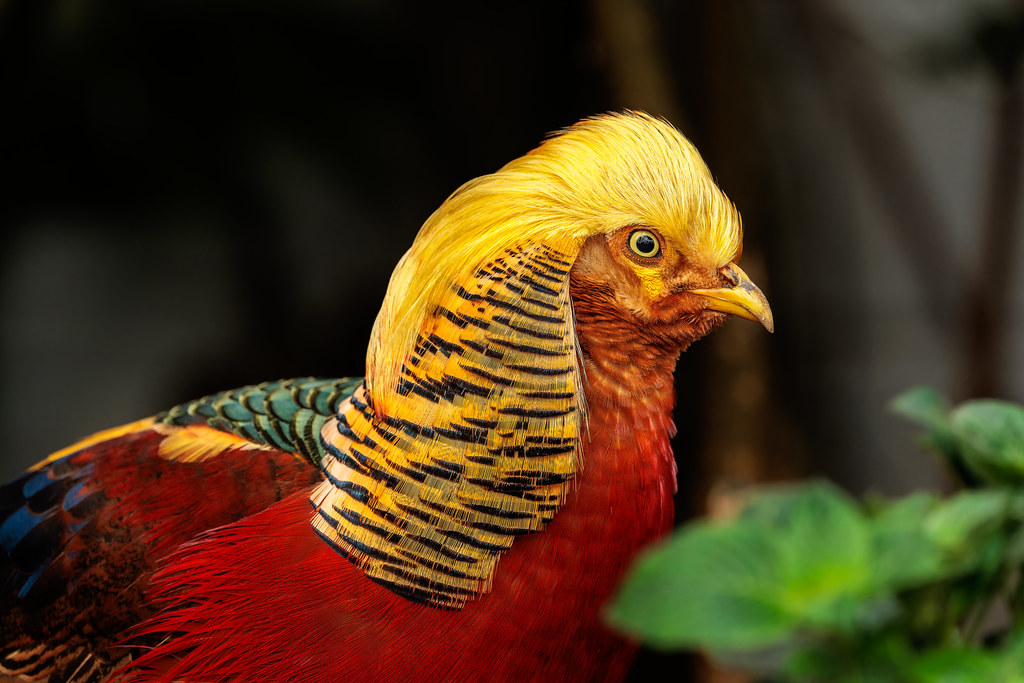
[607,387,1024,682]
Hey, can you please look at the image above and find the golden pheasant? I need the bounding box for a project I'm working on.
[0,112,772,682]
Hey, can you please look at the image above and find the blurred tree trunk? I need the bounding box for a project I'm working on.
[791,0,1024,401]
[965,4,1024,399]
[589,0,688,127]
[789,0,961,329]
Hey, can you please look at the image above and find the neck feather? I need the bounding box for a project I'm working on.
[467,340,679,679]
[309,245,686,615]
[310,243,586,608]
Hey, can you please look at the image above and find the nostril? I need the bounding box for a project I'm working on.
[720,265,739,288]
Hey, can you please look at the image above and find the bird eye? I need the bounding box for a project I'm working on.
[627,229,661,258]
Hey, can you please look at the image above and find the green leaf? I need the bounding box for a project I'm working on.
[739,484,876,627]
[890,387,975,485]
[909,634,1024,683]
[921,489,1019,580]
[951,401,1024,485]
[890,386,952,430]
[910,649,1005,683]
[784,631,914,683]
[924,490,1012,552]
[1002,524,1024,566]
[605,521,796,651]
[870,493,948,588]
[605,482,880,652]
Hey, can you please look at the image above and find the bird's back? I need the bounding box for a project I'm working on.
[0,377,359,682]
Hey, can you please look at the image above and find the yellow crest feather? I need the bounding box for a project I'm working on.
[367,111,741,404]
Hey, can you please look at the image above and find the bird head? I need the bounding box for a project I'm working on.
[367,111,772,402]
[314,112,773,608]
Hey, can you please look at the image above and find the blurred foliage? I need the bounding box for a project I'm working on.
[607,388,1024,682]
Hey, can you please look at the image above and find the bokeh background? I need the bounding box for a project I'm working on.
[2,0,1023,679]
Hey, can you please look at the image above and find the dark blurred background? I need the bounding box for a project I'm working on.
[2,0,1022,679]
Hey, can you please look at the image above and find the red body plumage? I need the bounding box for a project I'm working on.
[123,366,677,682]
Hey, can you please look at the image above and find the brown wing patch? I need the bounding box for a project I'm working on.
[1,424,321,682]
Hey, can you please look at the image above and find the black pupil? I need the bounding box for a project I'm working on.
[635,233,656,255]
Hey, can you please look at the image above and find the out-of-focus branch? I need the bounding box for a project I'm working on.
[789,0,962,330]
[965,6,1024,398]
[588,0,688,130]
[791,0,1024,399]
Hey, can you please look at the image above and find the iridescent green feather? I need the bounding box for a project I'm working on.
[155,377,362,466]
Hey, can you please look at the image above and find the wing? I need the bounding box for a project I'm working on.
[0,377,360,683]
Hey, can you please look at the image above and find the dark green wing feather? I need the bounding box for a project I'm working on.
[155,377,362,467]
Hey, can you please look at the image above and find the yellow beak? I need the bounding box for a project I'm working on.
[690,263,774,333]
